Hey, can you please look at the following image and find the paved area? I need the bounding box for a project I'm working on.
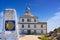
[19,35,40,40]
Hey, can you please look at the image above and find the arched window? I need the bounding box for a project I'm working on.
[41,30,43,34]
[41,25,43,28]
[28,24,30,28]
[34,24,36,28]
[22,19,24,22]
[34,30,36,33]
[34,19,36,22]
[27,19,30,22]
[22,24,24,28]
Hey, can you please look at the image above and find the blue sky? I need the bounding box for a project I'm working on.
[0,0,60,32]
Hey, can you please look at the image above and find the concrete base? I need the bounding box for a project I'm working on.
[5,34,17,40]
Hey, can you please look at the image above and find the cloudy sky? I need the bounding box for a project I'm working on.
[0,0,60,32]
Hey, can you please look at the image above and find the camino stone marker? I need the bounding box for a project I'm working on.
[3,9,18,40]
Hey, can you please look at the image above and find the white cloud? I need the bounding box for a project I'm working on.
[47,12,60,32]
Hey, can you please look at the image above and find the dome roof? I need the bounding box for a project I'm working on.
[24,6,33,16]
[24,12,33,16]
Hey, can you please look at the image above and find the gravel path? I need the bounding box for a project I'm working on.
[19,35,40,40]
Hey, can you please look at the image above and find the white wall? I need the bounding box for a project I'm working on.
[31,30,34,33]
[19,24,47,29]
[19,18,38,23]
[36,24,47,29]
[18,23,47,34]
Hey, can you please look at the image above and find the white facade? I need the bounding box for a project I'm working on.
[18,7,47,35]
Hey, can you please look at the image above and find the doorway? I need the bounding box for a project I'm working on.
[27,30,31,34]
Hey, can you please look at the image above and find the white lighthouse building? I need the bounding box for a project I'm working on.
[18,7,47,35]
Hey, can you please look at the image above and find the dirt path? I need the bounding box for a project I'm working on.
[19,35,40,40]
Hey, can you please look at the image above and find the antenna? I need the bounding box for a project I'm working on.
[26,3,30,7]
[25,3,31,13]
